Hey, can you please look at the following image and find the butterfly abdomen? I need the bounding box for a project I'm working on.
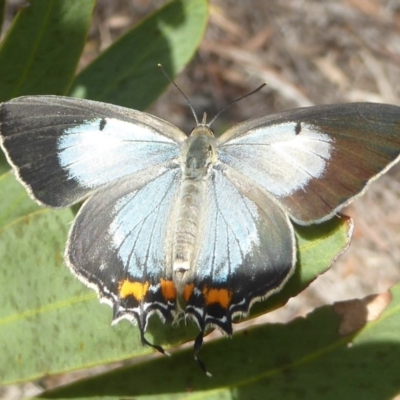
[173,178,206,271]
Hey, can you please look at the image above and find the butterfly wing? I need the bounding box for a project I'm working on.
[217,103,400,224]
[184,166,296,334]
[66,166,182,333]
[0,96,186,207]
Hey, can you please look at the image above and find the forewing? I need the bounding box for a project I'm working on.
[217,103,400,224]
[184,166,296,333]
[66,166,181,330]
[0,96,185,207]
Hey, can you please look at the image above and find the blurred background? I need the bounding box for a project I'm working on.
[1,0,400,398]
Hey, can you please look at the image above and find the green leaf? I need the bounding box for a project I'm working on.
[0,0,95,101]
[251,216,353,317]
[0,130,8,174]
[0,159,9,176]
[0,0,95,173]
[0,171,41,228]
[0,167,351,385]
[0,181,145,385]
[38,284,400,400]
[68,0,209,110]
[0,0,6,34]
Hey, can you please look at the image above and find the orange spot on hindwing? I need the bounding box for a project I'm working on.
[183,283,195,303]
[202,287,232,309]
[160,279,176,301]
[118,280,149,301]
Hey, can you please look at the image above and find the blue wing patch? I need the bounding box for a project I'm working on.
[184,167,296,335]
[66,167,181,329]
[58,117,180,189]
[218,103,400,224]
[0,96,185,206]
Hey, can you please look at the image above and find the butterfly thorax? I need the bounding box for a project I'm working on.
[173,126,217,285]
[182,125,216,179]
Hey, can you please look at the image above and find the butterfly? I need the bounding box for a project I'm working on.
[1,95,400,374]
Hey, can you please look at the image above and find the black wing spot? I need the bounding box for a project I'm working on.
[99,118,107,131]
[295,122,301,135]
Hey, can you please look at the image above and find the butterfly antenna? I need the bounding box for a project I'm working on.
[207,83,267,127]
[158,64,199,126]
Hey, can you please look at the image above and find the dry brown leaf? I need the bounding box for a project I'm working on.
[333,292,392,335]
